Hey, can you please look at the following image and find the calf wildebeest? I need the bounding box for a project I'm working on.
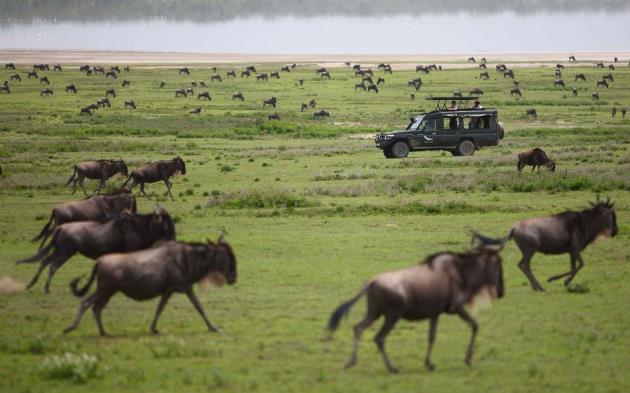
[574,73,586,82]
[122,79,130,87]
[179,67,190,75]
[355,82,367,91]
[232,92,244,101]
[526,108,537,118]
[569,55,576,62]
[611,107,617,117]
[65,84,78,94]
[211,74,222,82]
[517,148,555,172]
[504,69,515,79]
[122,157,186,200]
[105,71,117,79]
[301,103,309,112]
[32,192,137,250]
[268,113,280,120]
[197,92,211,100]
[320,71,331,79]
[40,76,50,85]
[328,246,504,373]
[226,70,236,78]
[105,88,116,97]
[124,100,136,110]
[160,80,166,88]
[241,70,251,78]
[469,88,484,96]
[97,98,111,108]
[603,73,614,82]
[308,99,317,109]
[190,107,201,115]
[472,197,617,291]
[63,238,237,336]
[263,96,277,108]
[0,85,10,94]
[18,208,175,293]
[572,87,578,96]
[28,71,38,79]
[510,87,522,97]
[313,110,330,119]
[592,92,599,101]
[468,56,476,63]
[5,63,16,70]
[367,85,379,93]
[40,88,53,97]
[256,73,269,81]
[270,71,280,79]
[199,81,207,87]
[67,159,129,195]
[596,62,604,68]
[377,77,385,85]
[596,80,609,88]
[480,71,489,80]
[10,74,21,82]
[189,81,197,88]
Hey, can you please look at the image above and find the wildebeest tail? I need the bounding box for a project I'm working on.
[328,283,371,332]
[471,229,514,248]
[17,228,59,264]
[121,173,134,188]
[32,211,54,244]
[70,264,98,297]
[65,166,77,185]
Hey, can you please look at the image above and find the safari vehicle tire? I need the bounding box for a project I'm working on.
[457,140,475,156]
[383,147,395,158]
[391,141,410,158]
[498,122,505,139]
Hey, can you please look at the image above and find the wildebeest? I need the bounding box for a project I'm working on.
[603,73,614,82]
[124,65,130,72]
[122,79,130,87]
[124,100,136,110]
[256,73,269,81]
[510,87,522,97]
[122,157,186,200]
[105,71,117,79]
[27,71,38,79]
[596,80,609,88]
[526,108,537,118]
[572,87,578,96]
[263,96,277,108]
[241,70,251,78]
[97,98,111,108]
[227,70,236,78]
[186,87,195,96]
[468,56,476,63]
[79,64,90,72]
[472,198,617,291]
[296,79,305,87]
[179,67,190,75]
[569,55,576,62]
[362,76,373,85]
[469,88,484,96]
[105,88,116,97]
[10,74,21,82]
[246,65,256,73]
[301,103,309,112]
[268,113,280,120]
[554,79,565,88]
[622,108,627,118]
[175,88,187,98]
[410,93,415,100]
[574,73,586,82]
[320,71,331,79]
[355,82,367,91]
[517,148,555,172]
[496,64,507,72]
[190,107,201,114]
[308,99,317,109]
[63,238,237,336]
[611,107,617,117]
[554,69,562,78]
[377,77,385,85]
[40,76,50,85]
[232,92,244,101]
[65,84,78,94]
[191,81,198,88]
[211,74,222,82]
[199,81,207,87]
[479,63,487,69]
[592,92,599,101]
[5,63,16,70]
[453,91,463,98]
[608,64,615,70]
[504,69,515,79]
[33,63,49,71]
[596,62,604,68]
[160,80,166,88]
[328,246,504,372]
[40,88,53,97]
[67,159,129,195]
[316,67,328,74]
[197,92,211,100]
[80,107,93,116]
[32,192,137,250]
[0,85,10,94]
[313,110,330,119]
[270,71,280,79]
[480,71,489,80]
[18,208,175,293]
[110,66,121,73]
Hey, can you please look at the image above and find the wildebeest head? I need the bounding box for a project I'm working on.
[174,156,186,175]
[116,160,129,176]
[152,206,176,241]
[466,241,505,300]
[216,236,238,285]
[589,197,618,239]
[547,159,556,172]
[197,237,238,286]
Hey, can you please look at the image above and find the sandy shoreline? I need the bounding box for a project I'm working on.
[1,49,628,69]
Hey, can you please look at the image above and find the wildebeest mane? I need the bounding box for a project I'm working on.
[554,201,615,247]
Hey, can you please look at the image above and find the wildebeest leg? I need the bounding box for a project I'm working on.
[92,291,115,336]
[150,292,173,335]
[424,316,439,371]
[456,308,478,366]
[374,314,400,373]
[186,289,219,332]
[547,253,577,283]
[95,179,106,194]
[139,182,149,198]
[25,261,50,290]
[345,312,378,370]
[163,179,174,200]
[78,178,88,196]
[63,294,96,334]
[43,253,70,293]
[564,252,585,286]
[517,250,545,291]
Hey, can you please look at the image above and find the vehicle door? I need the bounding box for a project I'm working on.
[462,113,496,145]
[409,117,438,149]
[437,114,460,147]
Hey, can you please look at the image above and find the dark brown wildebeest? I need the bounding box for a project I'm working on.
[256,73,269,81]
[190,81,197,88]
[313,110,330,119]
[596,62,604,68]
[572,87,578,96]
[232,92,244,101]
[291,63,297,69]
[263,96,277,108]
[416,65,430,73]
[480,57,487,63]
[5,63,16,70]
[377,77,385,85]
[472,198,617,291]
[410,93,415,100]
[241,70,251,78]
[569,55,576,62]
[268,113,280,120]
[362,76,373,85]
[603,73,614,82]
[122,157,186,200]
[574,73,586,82]
[18,208,175,293]
[608,64,615,71]
[554,69,562,78]
[296,79,304,86]
[66,84,78,94]
[111,66,121,73]
[105,71,117,79]
[352,64,361,71]
[124,65,130,72]
[364,68,374,76]
[517,148,555,172]
[596,80,609,88]
[28,71,38,79]
[175,88,187,98]
[33,63,49,71]
[105,88,116,97]
[408,78,422,87]
[496,64,507,72]
[80,107,93,116]
[556,63,564,69]
[526,108,537,118]
[510,87,522,97]
[67,159,129,195]
[79,64,90,72]
[10,74,21,82]
[504,69,515,79]
[300,103,309,112]
[622,108,627,118]
[179,67,190,75]
[316,67,328,74]
[124,100,136,110]
[40,88,53,97]
[122,79,130,87]
[199,81,207,87]
[355,69,365,77]
[479,63,487,69]
[320,71,331,79]
[190,107,201,115]
[87,104,99,112]
[468,56,476,63]
[246,65,256,73]
[469,88,484,96]
[480,71,489,80]
[160,80,166,88]
[355,82,367,91]
[611,107,617,117]
[377,63,387,70]
[32,192,137,249]
[63,238,237,336]
[40,76,50,85]
[197,92,211,100]
[309,99,317,109]
[186,87,195,96]
[211,74,222,82]
[0,85,10,94]
[97,98,111,108]
[328,246,504,373]
[270,71,280,79]
[367,85,379,93]
[226,70,236,78]
[592,92,599,101]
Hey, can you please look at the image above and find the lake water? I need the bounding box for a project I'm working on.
[1,1,629,54]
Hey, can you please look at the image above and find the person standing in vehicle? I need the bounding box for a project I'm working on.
[472,99,484,110]
[448,100,458,110]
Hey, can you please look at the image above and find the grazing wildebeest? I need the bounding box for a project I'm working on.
[596,80,609,88]
[232,92,244,101]
[364,68,374,76]
[574,73,586,82]
[160,80,166,88]
[367,85,379,93]
[316,67,328,74]
[383,65,393,74]
[526,108,537,118]
[320,71,331,79]
[479,63,487,69]
[468,56,476,63]
[300,103,309,112]
[556,63,564,69]
[592,92,599,101]
[18,208,175,293]
[408,78,422,87]
[33,63,49,71]
[377,77,385,85]
[40,76,50,85]
[263,96,277,108]
[268,113,280,120]
[105,88,116,98]
[480,71,489,80]
[472,198,617,291]
[40,88,53,97]
[416,65,430,73]
[111,66,121,73]
[122,79,130,87]
[291,63,297,69]
[517,148,555,172]
[241,70,251,78]
[226,70,236,78]
[124,65,130,72]
[93,66,105,74]
[0,85,10,94]
[603,73,614,82]
[352,64,361,71]
[246,65,256,73]
[80,107,93,116]
[191,81,197,88]
[510,87,522,97]
[97,98,111,108]
[190,107,201,115]
[124,100,136,110]
[186,87,195,96]
[122,157,187,200]
[67,159,129,195]
[105,71,117,79]
[197,92,211,100]
[256,73,269,81]
[504,69,515,79]
[308,99,317,109]
[596,62,604,68]
[5,63,16,70]
[608,64,615,71]
[611,107,617,117]
[79,64,90,72]
[362,76,373,85]
[211,74,222,82]
[313,110,330,119]
[355,82,367,91]
[469,88,484,96]
[66,84,78,94]
[270,71,280,79]
[63,238,237,336]
[28,71,38,79]
[496,64,507,72]
[175,88,187,98]
[572,87,578,96]
[569,55,576,62]
[32,192,137,250]
[554,69,562,78]
[199,81,207,87]
[10,74,21,82]
[480,57,487,63]
[87,104,99,112]
[179,67,190,75]
[328,246,505,373]
[355,69,365,77]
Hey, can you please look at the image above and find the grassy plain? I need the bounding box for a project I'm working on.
[0,59,629,393]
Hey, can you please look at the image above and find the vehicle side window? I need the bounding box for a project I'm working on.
[465,115,491,130]
[420,118,436,132]
[442,116,459,131]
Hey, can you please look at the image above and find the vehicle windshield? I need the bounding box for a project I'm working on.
[406,115,424,130]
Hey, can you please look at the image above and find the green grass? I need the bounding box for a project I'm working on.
[0,61,629,393]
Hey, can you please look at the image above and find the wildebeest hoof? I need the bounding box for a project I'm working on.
[425,362,436,372]
[151,328,160,335]
[344,359,357,370]
[465,356,473,367]
[63,326,75,334]
[387,366,399,374]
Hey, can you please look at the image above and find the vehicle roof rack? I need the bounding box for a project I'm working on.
[426,96,479,110]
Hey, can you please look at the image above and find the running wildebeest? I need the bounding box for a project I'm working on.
[263,96,277,108]
[328,245,505,373]
[574,74,586,82]
[257,73,269,81]
[5,63,16,70]
[313,110,330,119]
[97,98,111,108]
[592,92,599,101]
[124,100,136,110]
[377,77,385,85]
[472,197,617,291]
[469,88,484,96]
[197,92,211,100]
[569,55,576,62]
[105,88,116,97]
[66,84,78,94]
[468,56,476,63]
[526,108,537,118]
[122,79,130,87]
[190,108,201,115]
[122,157,186,200]
[160,80,166,88]
[175,88,187,98]
[40,76,50,85]
[480,72,489,80]
[105,71,117,79]
[28,71,38,79]
[32,191,137,250]
[270,71,280,79]
[300,103,309,112]
[510,87,522,97]
[517,148,555,172]
[232,92,244,101]
[355,82,367,91]
[18,208,175,293]
[10,74,21,82]
[40,88,53,97]
[596,80,609,88]
[67,159,129,195]
[268,113,280,120]
[63,238,237,336]
[308,99,317,109]
[227,70,236,78]
[179,67,190,75]
[211,74,222,82]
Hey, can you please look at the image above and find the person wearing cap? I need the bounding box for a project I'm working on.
[472,99,484,110]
